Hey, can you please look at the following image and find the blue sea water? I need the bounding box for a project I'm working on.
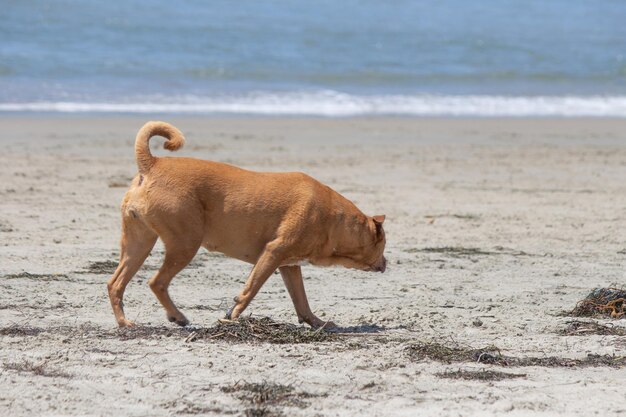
[1,0,625,116]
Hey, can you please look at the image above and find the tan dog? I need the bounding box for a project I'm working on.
[107,121,387,329]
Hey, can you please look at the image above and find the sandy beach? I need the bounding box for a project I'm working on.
[1,116,626,416]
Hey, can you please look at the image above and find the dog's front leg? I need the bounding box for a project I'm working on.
[279,265,336,329]
[228,243,283,320]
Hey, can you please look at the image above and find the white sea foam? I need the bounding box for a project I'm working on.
[1,92,626,117]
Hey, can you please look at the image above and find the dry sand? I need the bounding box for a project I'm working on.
[1,116,626,416]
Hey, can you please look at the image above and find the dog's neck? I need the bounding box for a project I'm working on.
[326,196,370,259]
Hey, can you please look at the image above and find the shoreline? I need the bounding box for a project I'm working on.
[2,93,626,117]
[3,116,626,149]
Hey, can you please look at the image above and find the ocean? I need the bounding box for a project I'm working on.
[1,0,625,116]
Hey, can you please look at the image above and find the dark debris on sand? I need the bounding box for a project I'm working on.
[407,342,626,368]
[0,324,46,337]
[0,317,336,344]
[436,369,526,381]
[408,342,504,364]
[115,326,187,341]
[3,360,73,378]
[221,380,325,417]
[188,317,336,344]
[569,288,626,318]
[405,246,532,257]
[3,272,69,281]
[560,320,626,336]
[86,316,336,344]
[406,247,495,256]
[82,260,119,275]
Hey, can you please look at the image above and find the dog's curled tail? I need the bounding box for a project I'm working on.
[135,121,185,174]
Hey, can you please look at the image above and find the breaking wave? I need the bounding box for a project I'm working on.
[1,92,626,117]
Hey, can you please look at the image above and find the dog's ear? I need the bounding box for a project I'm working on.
[372,215,385,241]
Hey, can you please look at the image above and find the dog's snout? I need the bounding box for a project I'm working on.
[376,256,387,273]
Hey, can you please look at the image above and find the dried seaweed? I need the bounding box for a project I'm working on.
[436,369,526,381]
[115,325,186,341]
[407,342,626,368]
[405,246,532,257]
[222,382,296,406]
[188,317,336,344]
[221,380,325,416]
[3,272,68,281]
[407,342,503,364]
[3,360,73,378]
[424,214,481,221]
[406,247,496,256]
[0,317,336,344]
[161,399,234,416]
[560,320,626,336]
[0,325,45,336]
[570,288,626,318]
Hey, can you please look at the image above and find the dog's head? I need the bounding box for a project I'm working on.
[365,214,387,273]
[335,214,387,273]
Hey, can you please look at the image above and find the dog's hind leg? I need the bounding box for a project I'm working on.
[279,265,336,329]
[148,233,201,326]
[227,241,284,320]
[108,216,157,327]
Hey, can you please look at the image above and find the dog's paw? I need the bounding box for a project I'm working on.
[168,315,190,327]
[310,319,338,330]
[117,319,136,328]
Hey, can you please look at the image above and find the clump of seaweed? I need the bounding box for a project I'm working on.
[0,325,45,337]
[222,381,296,406]
[1,323,116,340]
[405,246,532,257]
[116,325,187,341]
[4,272,69,281]
[188,317,336,344]
[560,320,626,336]
[407,342,626,368]
[408,342,504,365]
[436,369,526,381]
[570,288,626,318]
[0,317,336,344]
[221,380,325,416]
[160,398,232,416]
[3,360,73,378]
[406,247,495,256]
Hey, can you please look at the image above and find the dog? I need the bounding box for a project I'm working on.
[107,121,387,329]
